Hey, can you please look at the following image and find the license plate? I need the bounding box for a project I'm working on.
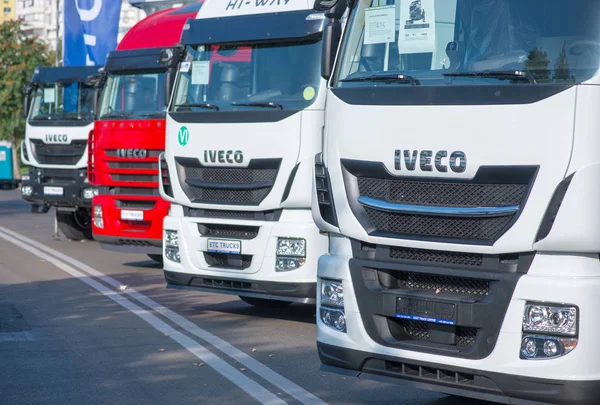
[43,186,63,196]
[396,297,456,325]
[207,239,241,254]
[121,210,144,221]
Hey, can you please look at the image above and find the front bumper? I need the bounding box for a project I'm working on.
[92,194,170,254]
[21,167,94,208]
[317,250,600,405]
[162,207,328,303]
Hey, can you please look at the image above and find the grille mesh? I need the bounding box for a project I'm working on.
[185,166,277,185]
[31,140,86,165]
[390,247,483,267]
[457,327,477,347]
[110,174,158,183]
[358,177,527,207]
[400,320,476,347]
[187,188,270,204]
[113,187,159,196]
[203,210,258,220]
[365,208,512,241]
[198,224,259,240]
[397,272,489,297]
[203,252,252,269]
[108,161,158,170]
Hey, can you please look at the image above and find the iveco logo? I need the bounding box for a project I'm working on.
[117,149,148,159]
[394,150,467,173]
[204,150,243,164]
[45,134,68,143]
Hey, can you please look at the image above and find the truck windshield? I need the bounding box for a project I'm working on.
[336,0,600,87]
[99,72,166,120]
[171,38,322,113]
[29,82,95,121]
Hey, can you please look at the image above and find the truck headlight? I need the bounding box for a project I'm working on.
[523,303,577,336]
[275,238,306,272]
[165,230,180,263]
[319,279,346,333]
[321,280,344,308]
[21,174,30,181]
[82,188,98,200]
[21,186,32,196]
[93,205,104,229]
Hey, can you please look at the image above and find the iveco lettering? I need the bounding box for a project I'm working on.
[20,65,100,240]
[116,149,148,159]
[312,0,600,404]
[158,0,342,307]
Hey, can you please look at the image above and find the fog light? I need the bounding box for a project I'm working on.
[93,205,103,228]
[321,280,344,308]
[320,308,346,333]
[165,230,179,248]
[82,188,98,200]
[21,174,30,181]
[523,303,578,336]
[93,218,104,229]
[276,257,305,272]
[21,186,32,196]
[520,335,578,360]
[165,247,180,263]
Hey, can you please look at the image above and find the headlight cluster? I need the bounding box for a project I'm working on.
[165,230,180,263]
[520,303,578,360]
[275,238,306,272]
[93,205,104,229]
[21,186,33,196]
[320,279,346,333]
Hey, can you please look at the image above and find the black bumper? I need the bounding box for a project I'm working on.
[94,234,162,254]
[318,342,600,405]
[164,270,316,304]
[0,179,19,189]
[22,167,93,208]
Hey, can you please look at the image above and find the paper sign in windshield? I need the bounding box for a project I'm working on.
[43,88,56,103]
[191,61,210,85]
[398,0,436,54]
[180,61,191,73]
[364,5,396,45]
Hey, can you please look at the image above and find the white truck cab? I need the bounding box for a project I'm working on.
[21,66,100,240]
[159,0,341,306]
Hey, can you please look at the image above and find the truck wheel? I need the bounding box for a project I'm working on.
[239,296,292,308]
[57,210,93,241]
[147,254,163,264]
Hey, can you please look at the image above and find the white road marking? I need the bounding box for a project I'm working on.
[0,226,328,405]
[0,229,287,405]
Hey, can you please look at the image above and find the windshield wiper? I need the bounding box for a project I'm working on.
[443,70,537,84]
[100,112,132,119]
[340,74,421,86]
[232,101,283,111]
[176,103,219,111]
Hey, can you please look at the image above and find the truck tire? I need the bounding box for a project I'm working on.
[147,254,163,264]
[57,210,93,241]
[239,296,292,308]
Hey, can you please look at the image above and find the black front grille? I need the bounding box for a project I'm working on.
[393,320,476,348]
[358,177,527,207]
[198,224,259,240]
[176,157,281,205]
[115,200,156,210]
[31,139,86,165]
[183,207,282,221]
[108,161,158,170]
[195,278,252,290]
[203,252,252,269]
[110,174,159,183]
[365,207,513,241]
[396,272,489,298]
[118,239,154,247]
[389,246,483,267]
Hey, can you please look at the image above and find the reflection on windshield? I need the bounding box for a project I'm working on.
[99,72,166,120]
[171,39,322,113]
[336,0,600,87]
[29,83,95,121]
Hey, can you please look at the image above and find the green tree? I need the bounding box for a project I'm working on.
[553,41,574,82]
[0,19,52,146]
[524,46,551,82]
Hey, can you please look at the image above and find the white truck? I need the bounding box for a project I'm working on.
[313,0,600,404]
[158,0,342,307]
[21,66,100,240]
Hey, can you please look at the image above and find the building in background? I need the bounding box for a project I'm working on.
[1,0,16,23]
[15,0,147,56]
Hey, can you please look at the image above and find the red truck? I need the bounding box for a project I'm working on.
[89,3,200,262]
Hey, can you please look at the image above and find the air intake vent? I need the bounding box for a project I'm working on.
[315,153,338,227]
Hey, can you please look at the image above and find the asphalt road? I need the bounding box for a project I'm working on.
[0,189,493,405]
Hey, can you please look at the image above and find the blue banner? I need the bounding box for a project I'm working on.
[63,0,123,66]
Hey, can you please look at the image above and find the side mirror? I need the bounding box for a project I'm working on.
[314,0,347,19]
[22,83,34,119]
[164,68,177,108]
[321,18,342,80]
[159,45,184,69]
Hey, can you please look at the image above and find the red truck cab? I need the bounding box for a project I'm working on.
[90,4,201,261]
